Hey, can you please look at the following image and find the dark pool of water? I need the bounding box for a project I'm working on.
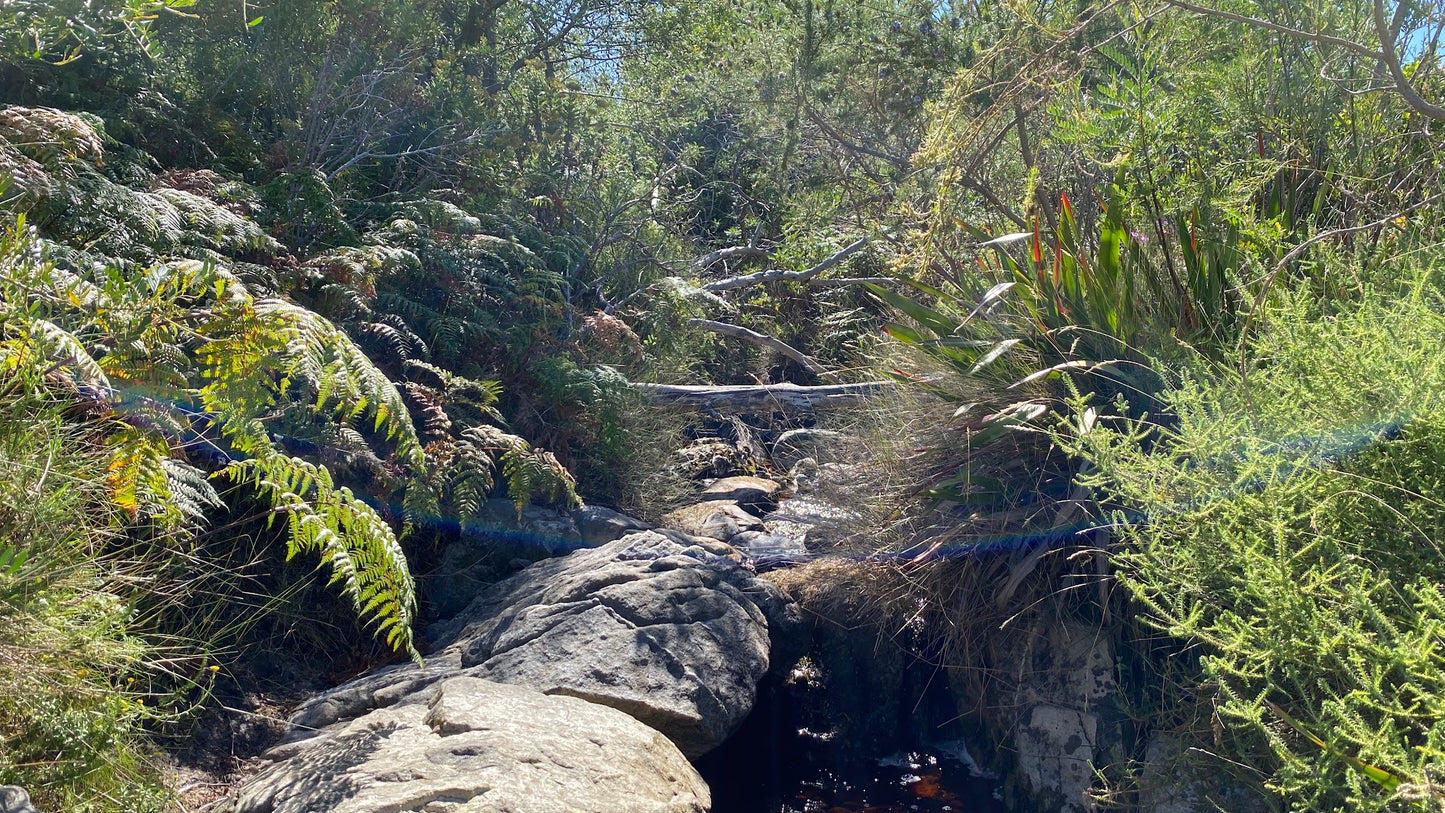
[697,684,1006,813]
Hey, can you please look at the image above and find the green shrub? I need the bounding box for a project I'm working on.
[1070,269,1445,810]
[0,385,170,812]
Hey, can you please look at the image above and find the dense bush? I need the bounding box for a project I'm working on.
[1070,269,1445,809]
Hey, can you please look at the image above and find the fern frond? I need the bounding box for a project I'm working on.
[227,452,418,659]
[26,318,111,393]
[461,424,580,511]
[500,447,580,511]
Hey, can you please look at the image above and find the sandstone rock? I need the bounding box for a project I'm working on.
[573,504,651,546]
[673,439,753,479]
[960,619,1122,813]
[661,500,764,542]
[228,677,708,813]
[700,476,782,511]
[293,531,793,759]
[0,787,40,813]
[1013,703,1098,811]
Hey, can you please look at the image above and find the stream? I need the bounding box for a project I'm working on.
[697,664,1006,813]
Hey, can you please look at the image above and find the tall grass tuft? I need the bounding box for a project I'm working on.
[0,383,170,812]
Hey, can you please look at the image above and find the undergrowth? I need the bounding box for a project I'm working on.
[0,384,170,812]
[1069,266,1445,810]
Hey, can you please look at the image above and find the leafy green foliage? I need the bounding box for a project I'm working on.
[0,385,171,813]
[1070,274,1445,810]
[0,217,422,655]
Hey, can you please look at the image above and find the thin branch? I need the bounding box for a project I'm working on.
[806,108,912,170]
[1238,192,1444,358]
[687,319,824,376]
[633,381,892,412]
[1372,0,1445,123]
[702,236,871,292]
[325,132,485,179]
[1160,0,1384,60]
[958,176,1028,228]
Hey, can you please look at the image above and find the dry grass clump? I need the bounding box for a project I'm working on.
[766,558,918,627]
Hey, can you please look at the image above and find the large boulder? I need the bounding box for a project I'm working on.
[226,677,709,813]
[292,531,795,759]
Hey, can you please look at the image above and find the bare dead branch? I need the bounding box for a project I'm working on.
[687,319,824,376]
[702,236,871,292]
[633,381,892,412]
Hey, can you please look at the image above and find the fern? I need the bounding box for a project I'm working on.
[463,425,580,511]
[0,218,424,655]
[501,447,580,511]
[229,452,416,656]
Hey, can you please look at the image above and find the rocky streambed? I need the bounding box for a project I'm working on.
[66,418,1268,813]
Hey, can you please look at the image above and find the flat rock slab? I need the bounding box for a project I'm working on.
[226,677,708,813]
[700,476,782,511]
[661,500,764,542]
[291,531,794,759]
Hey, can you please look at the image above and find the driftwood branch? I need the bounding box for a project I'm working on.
[687,319,824,376]
[633,381,892,412]
[695,244,771,271]
[702,236,872,292]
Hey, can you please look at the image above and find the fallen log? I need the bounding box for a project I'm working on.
[632,381,893,412]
